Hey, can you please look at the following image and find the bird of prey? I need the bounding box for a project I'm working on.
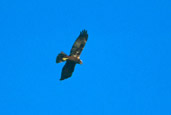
[56,30,88,80]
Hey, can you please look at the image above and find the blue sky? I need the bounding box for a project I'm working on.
[0,0,171,114]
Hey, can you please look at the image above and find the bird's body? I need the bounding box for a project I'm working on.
[56,30,88,80]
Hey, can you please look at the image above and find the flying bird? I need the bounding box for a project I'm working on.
[56,30,88,80]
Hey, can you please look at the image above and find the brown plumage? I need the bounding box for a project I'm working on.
[56,30,88,80]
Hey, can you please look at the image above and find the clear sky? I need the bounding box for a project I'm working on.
[0,0,171,115]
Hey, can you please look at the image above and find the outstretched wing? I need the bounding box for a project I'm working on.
[60,60,76,80]
[70,30,88,57]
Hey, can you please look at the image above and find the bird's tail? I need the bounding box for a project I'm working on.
[56,52,68,63]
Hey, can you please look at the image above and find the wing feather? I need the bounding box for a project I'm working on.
[60,60,76,80]
[70,30,88,57]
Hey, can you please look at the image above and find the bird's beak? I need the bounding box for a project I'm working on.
[80,60,83,64]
